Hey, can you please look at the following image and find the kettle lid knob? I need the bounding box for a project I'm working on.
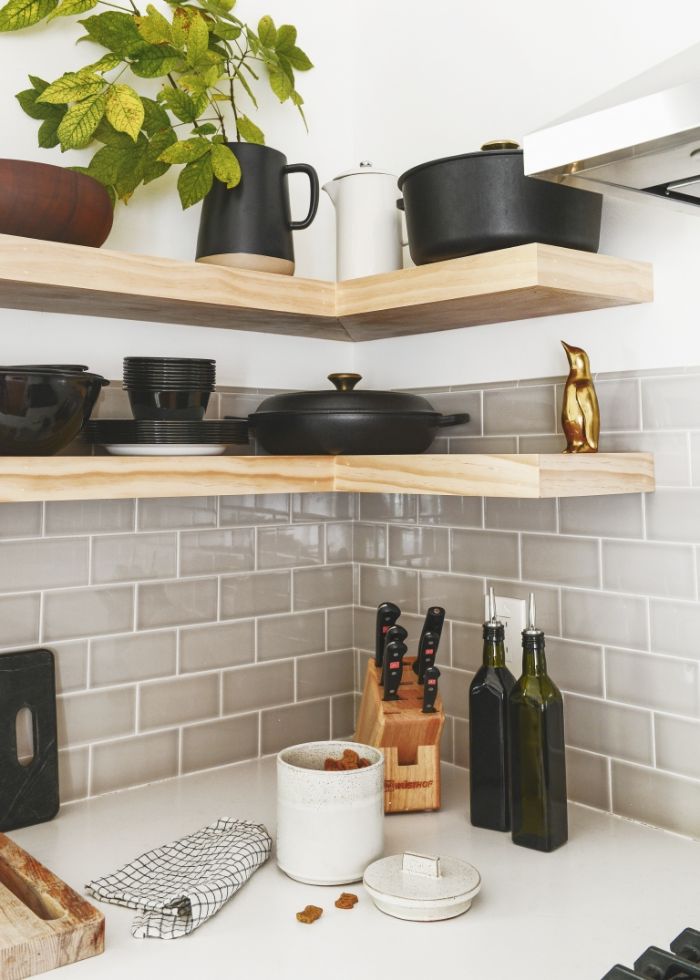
[359,161,373,168]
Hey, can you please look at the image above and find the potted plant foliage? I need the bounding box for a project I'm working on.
[0,0,318,270]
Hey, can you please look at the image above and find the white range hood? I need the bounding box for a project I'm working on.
[524,42,700,209]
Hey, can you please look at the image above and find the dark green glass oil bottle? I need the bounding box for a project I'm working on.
[469,590,516,831]
[509,595,568,852]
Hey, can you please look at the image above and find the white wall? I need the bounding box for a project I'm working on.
[3,0,700,387]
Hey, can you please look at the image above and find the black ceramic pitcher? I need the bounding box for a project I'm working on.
[195,142,319,275]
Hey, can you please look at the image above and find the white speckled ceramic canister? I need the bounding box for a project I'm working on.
[276,740,384,885]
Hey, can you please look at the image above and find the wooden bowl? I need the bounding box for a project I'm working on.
[0,159,113,247]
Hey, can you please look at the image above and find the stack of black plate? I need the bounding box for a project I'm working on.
[86,419,248,456]
[123,357,216,422]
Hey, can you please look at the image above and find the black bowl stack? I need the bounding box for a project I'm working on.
[123,356,216,421]
[86,356,249,453]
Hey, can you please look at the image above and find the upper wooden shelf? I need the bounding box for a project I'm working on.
[0,453,654,502]
[0,235,653,343]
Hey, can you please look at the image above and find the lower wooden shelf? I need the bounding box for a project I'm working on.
[0,452,654,502]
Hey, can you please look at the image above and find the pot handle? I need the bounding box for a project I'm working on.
[284,163,320,230]
[395,198,409,247]
[437,413,470,428]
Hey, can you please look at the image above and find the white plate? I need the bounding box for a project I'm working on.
[363,851,481,921]
[105,444,227,456]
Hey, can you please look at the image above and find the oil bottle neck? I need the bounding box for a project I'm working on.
[482,624,506,668]
[522,630,547,676]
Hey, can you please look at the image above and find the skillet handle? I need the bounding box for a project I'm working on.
[437,413,470,428]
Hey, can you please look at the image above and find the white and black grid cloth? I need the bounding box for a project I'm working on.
[85,818,272,939]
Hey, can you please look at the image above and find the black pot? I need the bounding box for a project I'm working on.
[398,141,602,265]
[244,373,469,455]
[0,367,108,455]
[196,143,319,275]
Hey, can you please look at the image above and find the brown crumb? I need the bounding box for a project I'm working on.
[334,892,358,909]
[296,904,323,924]
[324,749,372,771]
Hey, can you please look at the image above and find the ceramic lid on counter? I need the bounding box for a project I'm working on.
[330,161,396,180]
[363,851,482,921]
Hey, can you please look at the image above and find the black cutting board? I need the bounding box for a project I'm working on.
[0,648,59,832]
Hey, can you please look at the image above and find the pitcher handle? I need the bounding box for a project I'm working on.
[284,163,320,230]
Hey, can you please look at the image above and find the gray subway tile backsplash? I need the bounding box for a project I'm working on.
[11,369,700,838]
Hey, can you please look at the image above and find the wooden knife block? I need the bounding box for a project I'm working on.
[354,656,444,813]
[0,833,104,980]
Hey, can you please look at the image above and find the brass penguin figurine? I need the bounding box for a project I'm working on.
[561,341,600,453]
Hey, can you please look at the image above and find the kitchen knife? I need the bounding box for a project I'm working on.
[382,640,406,701]
[413,606,445,679]
[422,665,440,713]
[375,602,401,669]
[416,629,440,684]
[381,624,407,682]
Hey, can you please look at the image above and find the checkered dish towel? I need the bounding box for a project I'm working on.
[85,818,272,939]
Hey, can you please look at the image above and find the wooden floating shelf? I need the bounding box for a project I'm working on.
[0,235,653,342]
[0,452,654,502]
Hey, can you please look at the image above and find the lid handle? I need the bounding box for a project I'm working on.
[402,852,441,879]
[328,373,362,392]
[480,139,521,151]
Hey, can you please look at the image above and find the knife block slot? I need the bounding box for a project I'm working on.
[354,657,444,814]
[0,855,64,921]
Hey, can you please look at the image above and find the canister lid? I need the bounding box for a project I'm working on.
[363,852,481,921]
[331,161,397,180]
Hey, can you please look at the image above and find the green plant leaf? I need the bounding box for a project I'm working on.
[0,0,57,31]
[79,11,144,57]
[211,20,239,40]
[232,66,257,108]
[291,89,307,128]
[93,116,132,145]
[106,83,144,140]
[177,152,213,208]
[159,136,211,163]
[16,87,57,120]
[37,109,66,147]
[136,3,171,44]
[267,65,292,102]
[237,114,264,144]
[159,84,198,122]
[28,74,49,91]
[192,122,216,135]
[130,44,182,78]
[275,23,295,52]
[57,90,106,148]
[257,14,275,46]
[86,140,134,184]
[186,12,208,66]
[141,95,171,135]
[143,127,176,183]
[83,53,122,73]
[245,26,259,54]
[211,141,240,187]
[38,70,103,105]
[170,6,190,47]
[46,0,95,21]
[284,45,312,71]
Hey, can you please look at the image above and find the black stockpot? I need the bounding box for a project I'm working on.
[244,374,469,455]
[398,141,602,266]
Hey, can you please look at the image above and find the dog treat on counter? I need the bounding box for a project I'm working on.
[335,892,358,909]
[324,748,372,771]
[296,905,323,924]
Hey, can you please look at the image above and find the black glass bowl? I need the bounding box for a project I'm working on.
[127,388,212,421]
[0,368,108,455]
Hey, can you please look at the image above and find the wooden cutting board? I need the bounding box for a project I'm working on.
[0,833,104,980]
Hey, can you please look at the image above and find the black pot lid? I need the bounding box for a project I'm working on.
[252,374,439,416]
[398,140,522,188]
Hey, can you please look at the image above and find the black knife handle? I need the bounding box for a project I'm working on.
[381,625,407,682]
[422,666,440,713]
[382,641,406,701]
[375,602,401,668]
[413,606,445,677]
[416,630,440,684]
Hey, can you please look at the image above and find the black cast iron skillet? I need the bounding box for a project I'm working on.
[231,373,469,455]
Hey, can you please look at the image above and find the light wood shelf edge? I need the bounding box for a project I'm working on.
[0,452,654,502]
[0,236,653,342]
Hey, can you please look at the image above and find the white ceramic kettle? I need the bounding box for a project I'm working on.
[323,162,403,281]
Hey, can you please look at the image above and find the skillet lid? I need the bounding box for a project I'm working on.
[398,140,522,188]
[252,374,439,416]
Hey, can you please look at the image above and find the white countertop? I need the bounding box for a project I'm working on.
[11,759,700,980]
